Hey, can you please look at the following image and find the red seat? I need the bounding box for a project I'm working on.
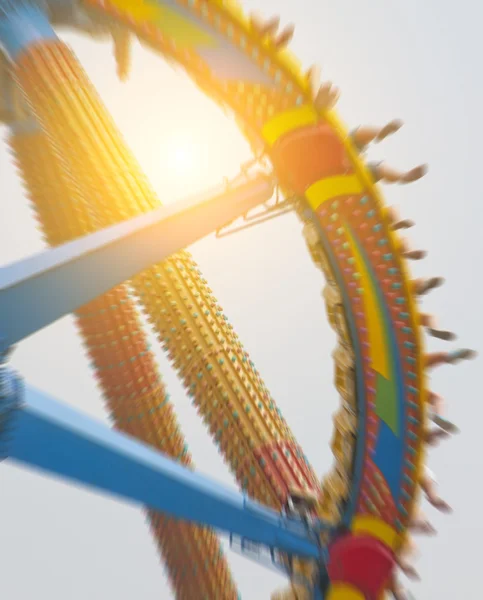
[270,123,353,195]
[327,533,395,600]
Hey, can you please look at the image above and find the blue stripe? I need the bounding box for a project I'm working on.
[373,421,403,498]
[348,227,407,508]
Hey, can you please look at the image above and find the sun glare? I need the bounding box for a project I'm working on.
[171,142,195,174]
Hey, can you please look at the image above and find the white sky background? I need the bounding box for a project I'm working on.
[1,0,482,598]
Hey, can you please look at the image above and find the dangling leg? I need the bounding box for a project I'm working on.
[398,236,427,260]
[412,277,445,296]
[351,119,403,150]
[427,390,445,415]
[396,538,420,580]
[404,249,427,260]
[396,557,420,581]
[394,219,415,230]
[409,511,436,534]
[273,24,295,48]
[402,536,417,557]
[419,313,456,341]
[388,572,409,600]
[421,471,452,513]
[431,414,459,434]
[425,352,452,368]
[376,119,405,141]
[384,206,415,230]
[250,13,280,36]
[314,81,340,110]
[425,427,451,446]
[370,162,428,184]
[425,349,476,369]
[249,14,294,50]
[426,390,459,433]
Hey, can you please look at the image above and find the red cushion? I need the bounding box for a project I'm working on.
[327,534,395,599]
[270,123,353,194]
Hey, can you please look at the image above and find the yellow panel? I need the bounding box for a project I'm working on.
[344,226,389,379]
[108,0,159,22]
[305,175,364,211]
[108,0,215,46]
[352,515,400,550]
[261,104,319,146]
[327,583,365,600]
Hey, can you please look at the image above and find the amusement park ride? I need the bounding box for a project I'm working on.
[0,1,476,599]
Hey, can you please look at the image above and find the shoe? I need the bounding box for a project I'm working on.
[427,328,456,341]
[404,250,427,260]
[419,277,445,295]
[401,164,428,183]
[392,218,415,230]
[376,119,404,142]
[450,348,477,363]
[432,415,460,434]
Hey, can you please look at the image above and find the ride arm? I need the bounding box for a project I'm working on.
[0,173,274,352]
[0,375,318,560]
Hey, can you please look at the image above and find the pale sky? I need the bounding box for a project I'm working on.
[1,0,482,598]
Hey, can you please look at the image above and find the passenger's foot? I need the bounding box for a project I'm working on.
[431,415,460,434]
[401,164,428,183]
[426,428,451,446]
[314,82,340,110]
[273,24,295,48]
[392,218,415,230]
[259,16,280,35]
[427,328,456,341]
[429,497,452,513]
[418,277,445,295]
[399,563,421,582]
[448,348,477,363]
[410,519,436,535]
[392,589,409,600]
[404,249,427,260]
[376,119,404,142]
[389,577,409,600]
[250,13,280,35]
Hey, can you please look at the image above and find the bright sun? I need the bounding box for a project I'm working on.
[171,143,195,173]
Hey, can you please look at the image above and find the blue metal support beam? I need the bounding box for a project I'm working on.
[0,173,275,352]
[0,375,319,560]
